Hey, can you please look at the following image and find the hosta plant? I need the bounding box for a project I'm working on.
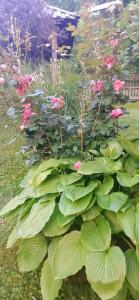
[1,136,139,300]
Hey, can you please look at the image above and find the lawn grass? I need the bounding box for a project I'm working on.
[0,98,137,299]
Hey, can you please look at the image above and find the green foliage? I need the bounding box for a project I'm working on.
[1,136,139,300]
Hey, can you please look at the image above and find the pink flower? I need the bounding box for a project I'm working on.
[110,108,124,118]
[21,103,33,127]
[24,75,33,82]
[113,80,125,94]
[103,56,117,69]
[50,96,64,111]
[74,161,81,171]
[90,80,104,93]
[109,39,119,47]
[22,103,31,109]
[0,78,5,85]
[0,64,7,71]
[15,76,32,96]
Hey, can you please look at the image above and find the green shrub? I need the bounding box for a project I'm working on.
[1,136,139,300]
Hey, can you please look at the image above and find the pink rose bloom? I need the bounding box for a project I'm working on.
[0,64,7,71]
[103,56,117,69]
[50,96,64,111]
[110,108,124,118]
[74,161,81,171]
[0,78,5,85]
[90,80,104,93]
[21,103,33,127]
[109,39,119,47]
[113,80,125,94]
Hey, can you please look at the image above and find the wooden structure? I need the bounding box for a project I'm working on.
[123,74,139,100]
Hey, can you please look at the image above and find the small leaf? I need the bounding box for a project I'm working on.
[96,176,114,196]
[100,140,123,160]
[104,211,122,234]
[82,204,102,221]
[43,206,72,237]
[81,215,111,251]
[65,181,97,201]
[125,249,139,292]
[59,192,92,216]
[97,192,128,212]
[53,231,87,279]
[117,172,139,187]
[18,234,48,272]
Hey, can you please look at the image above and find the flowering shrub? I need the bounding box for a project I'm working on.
[1,137,139,300]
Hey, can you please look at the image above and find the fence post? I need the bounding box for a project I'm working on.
[50,31,58,87]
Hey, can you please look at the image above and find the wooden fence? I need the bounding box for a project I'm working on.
[123,74,139,100]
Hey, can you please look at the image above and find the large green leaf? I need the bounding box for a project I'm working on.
[78,158,122,175]
[37,158,69,173]
[85,246,126,284]
[0,189,32,217]
[19,198,37,219]
[96,176,114,197]
[90,280,125,300]
[7,216,27,249]
[53,231,87,279]
[125,249,139,292]
[97,192,128,212]
[100,140,123,160]
[43,207,72,237]
[81,215,111,252]
[17,200,55,238]
[104,211,122,234]
[82,204,102,221]
[30,173,82,198]
[117,172,139,187]
[59,192,92,216]
[56,210,75,227]
[41,259,62,300]
[65,181,97,201]
[30,169,54,186]
[20,165,38,188]
[18,234,48,272]
[109,281,128,300]
[117,205,139,244]
[118,136,139,161]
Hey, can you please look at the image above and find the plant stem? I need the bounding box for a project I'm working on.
[120,235,135,250]
[80,106,84,156]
